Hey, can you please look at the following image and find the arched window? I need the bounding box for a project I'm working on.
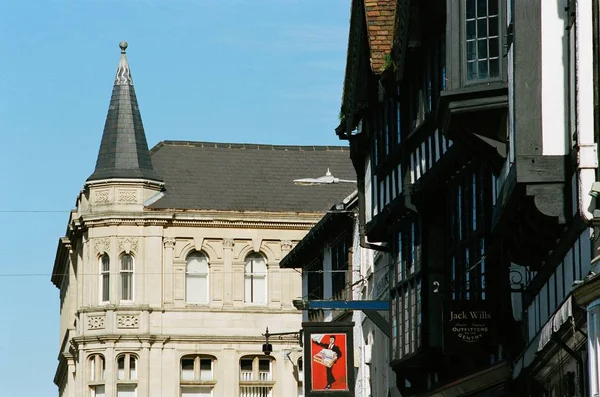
[117,353,137,380]
[116,353,137,397]
[88,354,105,397]
[239,356,274,397]
[244,253,267,304]
[180,355,216,396]
[120,254,134,302]
[186,252,209,304]
[100,254,110,303]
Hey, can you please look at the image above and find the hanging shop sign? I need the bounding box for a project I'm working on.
[443,300,494,354]
[303,321,355,397]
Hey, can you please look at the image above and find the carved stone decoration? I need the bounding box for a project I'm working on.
[223,238,235,248]
[94,238,111,255]
[118,189,138,203]
[118,237,139,254]
[116,314,139,329]
[88,315,105,330]
[95,190,110,204]
[281,240,293,251]
[164,237,176,248]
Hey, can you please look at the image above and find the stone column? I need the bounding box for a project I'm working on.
[278,240,293,306]
[163,237,176,304]
[105,343,115,397]
[223,238,234,306]
[140,341,151,397]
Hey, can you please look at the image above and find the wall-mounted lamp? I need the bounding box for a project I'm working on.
[293,168,356,186]
[261,327,303,355]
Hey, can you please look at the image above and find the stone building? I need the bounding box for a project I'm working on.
[51,42,355,397]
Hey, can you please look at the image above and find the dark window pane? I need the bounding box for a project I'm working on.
[478,39,488,59]
[489,37,499,58]
[488,0,499,16]
[467,20,476,40]
[478,60,489,79]
[477,0,487,17]
[182,358,194,371]
[102,274,110,302]
[467,41,476,61]
[101,255,109,271]
[467,61,477,81]
[240,359,253,371]
[490,58,500,77]
[118,356,125,370]
[489,16,499,36]
[477,18,488,38]
[466,0,476,19]
[259,359,270,372]
[200,359,211,371]
[121,254,133,271]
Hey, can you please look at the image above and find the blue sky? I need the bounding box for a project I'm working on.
[0,1,350,395]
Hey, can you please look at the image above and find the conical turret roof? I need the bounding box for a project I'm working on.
[87,42,161,182]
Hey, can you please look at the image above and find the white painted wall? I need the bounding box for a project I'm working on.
[541,0,570,155]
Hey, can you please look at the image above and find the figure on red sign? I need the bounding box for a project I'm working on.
[311,333,347,390]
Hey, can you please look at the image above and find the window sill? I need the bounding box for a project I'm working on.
[88,381,105,386]
[239,381,275,386]
[181,380,217,386]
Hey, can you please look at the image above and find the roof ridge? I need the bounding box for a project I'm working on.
[150,140,350,152]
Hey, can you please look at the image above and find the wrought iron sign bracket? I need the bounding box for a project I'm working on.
[261,327,303,356]
[292,299,390,338]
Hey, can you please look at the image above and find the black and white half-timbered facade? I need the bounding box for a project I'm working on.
[337,0,600,395]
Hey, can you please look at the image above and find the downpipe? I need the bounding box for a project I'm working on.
[576,0,598,224]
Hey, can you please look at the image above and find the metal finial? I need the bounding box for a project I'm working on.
[119,41,128,53]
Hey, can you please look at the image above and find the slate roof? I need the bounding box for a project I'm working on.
[148,141,356,213]
[87,42,162,182]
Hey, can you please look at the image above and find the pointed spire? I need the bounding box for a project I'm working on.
[87,42,162,182]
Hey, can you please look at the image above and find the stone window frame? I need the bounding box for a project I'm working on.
[239,355,275,396]
[115,353,138,397]
[180,354,217,396]
[185,251,210,305]
[99,253,110,304]
[119,253,135,303]
[243,252,268,305]
[88,353,106,397]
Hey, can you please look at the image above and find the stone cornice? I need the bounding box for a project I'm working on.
[77,213,319,230]
[78,305,300,315]
[71,333,298,346]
